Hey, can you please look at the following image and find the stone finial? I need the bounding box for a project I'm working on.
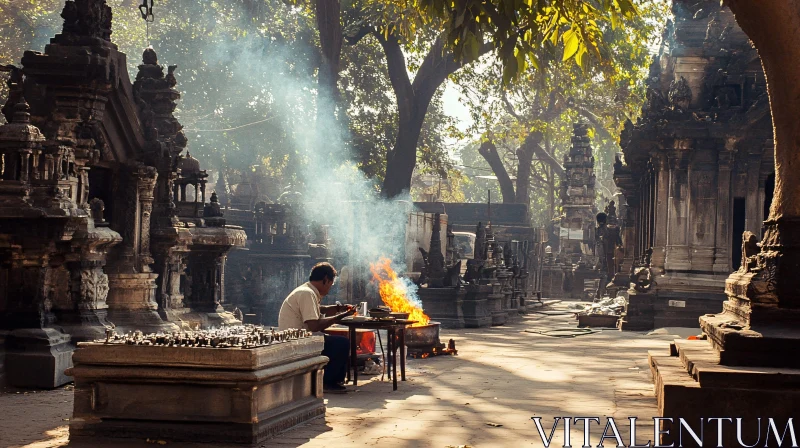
[0,96,45,144]
[59,0,113,42]
[143,48,158,65]
[203,192,224,218]
[12,98,32,124]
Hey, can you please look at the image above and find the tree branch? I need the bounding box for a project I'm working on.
[478,140,516,203]
[521,131,565,179]
[374,31,415,119]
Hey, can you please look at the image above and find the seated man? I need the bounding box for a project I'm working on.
[278,262,355,393]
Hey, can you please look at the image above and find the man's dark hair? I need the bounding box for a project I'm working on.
[309,262,337,282]
[596,212,607,225]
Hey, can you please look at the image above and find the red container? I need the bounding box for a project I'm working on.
[324,328,377,355]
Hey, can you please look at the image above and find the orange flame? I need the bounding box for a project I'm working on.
[369,257,430,326]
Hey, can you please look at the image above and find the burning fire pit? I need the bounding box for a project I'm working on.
[404,322,457,358]
[370,258,458,359]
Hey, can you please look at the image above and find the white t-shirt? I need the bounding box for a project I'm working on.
[278,282,322,330]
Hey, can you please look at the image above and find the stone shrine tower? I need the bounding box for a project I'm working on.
[560,122,597,266]
[0,0,246,388]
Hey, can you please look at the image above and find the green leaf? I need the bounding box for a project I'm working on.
[549,25,559,46]
[465,32,480,61]
[515,47,527,73]
[562,27,579,61]
[575,44,587,70]
[502,55,518,86]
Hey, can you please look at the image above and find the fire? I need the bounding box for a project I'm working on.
[369,257,430,326]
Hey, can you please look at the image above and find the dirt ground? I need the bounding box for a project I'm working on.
[0,302,695,448]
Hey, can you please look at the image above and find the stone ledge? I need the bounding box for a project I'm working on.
[700,313,800,367]
[73,335,325,371]
[672,337,800,389]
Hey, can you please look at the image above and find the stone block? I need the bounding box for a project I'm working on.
[461,285,491,328]
[418,287,465,329]
[487,293,507,326]
[68,336,328,444]
[5,328,74,388]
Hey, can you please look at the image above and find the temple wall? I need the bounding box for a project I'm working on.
[614,0,775,329]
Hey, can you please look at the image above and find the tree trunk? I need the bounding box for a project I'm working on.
[382,108,428,198]
[477,140,516,203]
[515,140,534,204]
[379,34,493,197]
[315,0,343,134]
[725,0,800,307]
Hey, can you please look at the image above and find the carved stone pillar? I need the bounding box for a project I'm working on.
[151,226,193,325]
[651,152,669,274]
[137,166,157,272]
[58,216,122,342]
[664,142,691,271]
[713,146,736,273]
[105,165,178,334]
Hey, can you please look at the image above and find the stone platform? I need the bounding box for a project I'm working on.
[620,289,726,331]
[649,338,800,447]
[67,336,328,444]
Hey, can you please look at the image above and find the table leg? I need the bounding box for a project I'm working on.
[399,328,406,381]
[345,328,351,383]
[350,326,358,387]
[390,328,398,391]
[386,330,392,380]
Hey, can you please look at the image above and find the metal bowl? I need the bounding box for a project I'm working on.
[369,309,391,318]
[390,312,410,320]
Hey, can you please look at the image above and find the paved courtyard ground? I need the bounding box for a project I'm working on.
[0,302,696,448]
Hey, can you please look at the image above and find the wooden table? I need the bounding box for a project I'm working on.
[337,318,416,391]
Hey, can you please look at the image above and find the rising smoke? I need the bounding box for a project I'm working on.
[194,10,421,305]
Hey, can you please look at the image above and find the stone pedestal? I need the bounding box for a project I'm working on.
[540,264,565,298]
[5,328,74,388]
[106,273,179,334]
[461,284,492,328]
[488,282,507,326]
[618,289,655,331]
[417,287,465,329]
[68,336,328,444]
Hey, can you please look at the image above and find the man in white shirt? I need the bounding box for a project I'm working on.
[278,262,354,393]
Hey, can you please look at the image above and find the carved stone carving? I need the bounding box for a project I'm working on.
[58,0,113,43]
[668,76,692,110]
[78,269,110,310]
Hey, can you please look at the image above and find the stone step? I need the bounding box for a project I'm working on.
[649,344,800,448]
[672,337,800,390]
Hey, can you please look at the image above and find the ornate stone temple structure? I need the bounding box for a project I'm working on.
[541,123,600,299]
[613,0,773,329]
[0,0,245,387]
[224,201,324,326]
